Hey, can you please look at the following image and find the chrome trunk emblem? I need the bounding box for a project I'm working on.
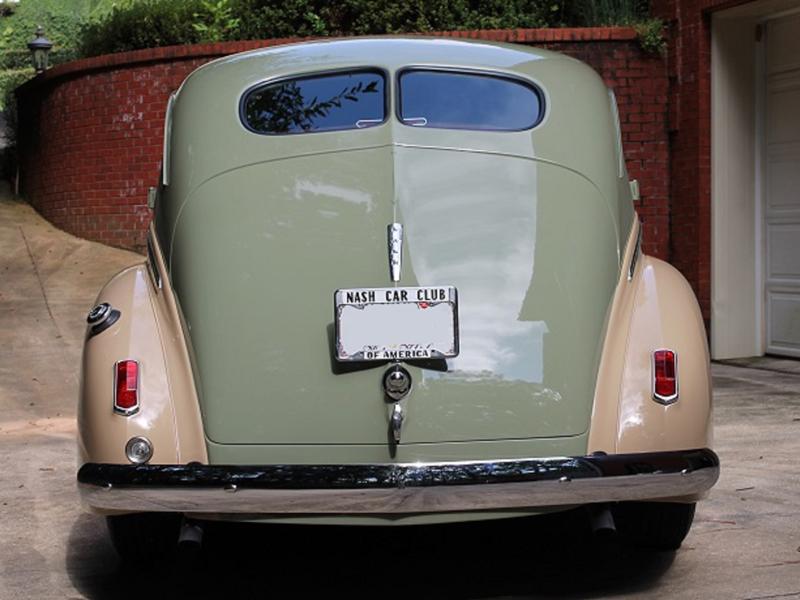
[388,223,403,282]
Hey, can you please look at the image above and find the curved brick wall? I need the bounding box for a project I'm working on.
[16,28,668,257]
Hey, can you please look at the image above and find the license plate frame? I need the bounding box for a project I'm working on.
[334,286,459,362]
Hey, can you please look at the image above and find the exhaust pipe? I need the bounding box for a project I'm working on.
[178,517,204,555]
[590,504,617,538]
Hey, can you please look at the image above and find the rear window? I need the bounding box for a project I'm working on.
[242,70,386,134]
[398,70,543,131]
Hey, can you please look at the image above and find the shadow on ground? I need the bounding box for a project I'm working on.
[67,510,675,599]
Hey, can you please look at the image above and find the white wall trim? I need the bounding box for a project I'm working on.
[755,17,766,357]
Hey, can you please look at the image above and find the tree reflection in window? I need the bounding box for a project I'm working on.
[243,71,385,134]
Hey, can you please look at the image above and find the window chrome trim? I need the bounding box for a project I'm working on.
[395,66,546,132]
[608,87,625,178]
[146,230,162,290]
[239,67,389,136]
[162,92,175,186]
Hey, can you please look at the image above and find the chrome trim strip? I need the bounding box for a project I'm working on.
[78,449,719,514]
[388,223,403,282]
[146,231,162,290]
[628,220,642,282]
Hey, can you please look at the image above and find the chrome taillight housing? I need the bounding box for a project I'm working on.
[114,360,140,415]
[652,349,678,405]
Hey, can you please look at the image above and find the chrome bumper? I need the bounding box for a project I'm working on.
[78,448,719,514]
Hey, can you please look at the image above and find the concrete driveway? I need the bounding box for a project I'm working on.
[1,190,800,599]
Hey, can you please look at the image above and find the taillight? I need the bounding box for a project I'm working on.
[114,360,140,415]
[652,349,678,404]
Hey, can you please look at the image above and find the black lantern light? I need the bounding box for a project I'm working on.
[27,26,53,74]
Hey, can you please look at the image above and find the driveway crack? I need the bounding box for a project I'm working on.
[20,226,64,342]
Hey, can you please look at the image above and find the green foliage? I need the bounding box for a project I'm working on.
[235,0,331,39]
[0,0,107,71]
[0,67,31,121]
[192,0,241,43]
[0,0,95,53]
[79,1,204,57]
[319,0,554,36]
[0,67,33,179]
[635,17,666,55]
[0,0,663,59]
[76,0,657,57]
[0,0,116,179]
[559,0,650,26]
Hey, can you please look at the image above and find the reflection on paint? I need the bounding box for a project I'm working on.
[292,179,374,210]
[619,264,663,444]
[398,148,547,384]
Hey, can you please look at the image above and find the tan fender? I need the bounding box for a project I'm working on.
[78,225,207,471]
[589,221,713,462]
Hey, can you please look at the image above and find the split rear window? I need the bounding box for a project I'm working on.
[241,69,543,134]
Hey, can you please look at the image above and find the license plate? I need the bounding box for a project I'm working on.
[334,286,459,362]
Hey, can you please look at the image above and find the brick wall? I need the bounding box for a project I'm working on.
[17,29,669,258]
[543,37,671,259]
[649,0,753,325]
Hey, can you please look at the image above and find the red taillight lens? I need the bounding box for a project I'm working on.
[114,360,140,415]
[653,349,678,404]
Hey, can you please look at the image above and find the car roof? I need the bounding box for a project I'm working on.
[193,37,578,84]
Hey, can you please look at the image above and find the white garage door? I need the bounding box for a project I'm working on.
[765,12,800,357]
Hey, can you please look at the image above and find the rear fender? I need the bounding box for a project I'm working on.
[78,226,207,469]
[589,221,712,459]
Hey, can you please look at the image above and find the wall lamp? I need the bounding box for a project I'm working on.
[27,26,53,74]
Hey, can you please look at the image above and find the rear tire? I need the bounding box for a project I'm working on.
[106,513,182,565]
[613,502,696,550]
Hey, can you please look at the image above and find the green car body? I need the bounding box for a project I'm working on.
[78,38,717,556]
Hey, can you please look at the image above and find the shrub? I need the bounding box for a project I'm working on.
[320,0,554,35]
[0,0,98,54]
[79,0,205,57]
[0,67,34,181]
[192,0,242,43]
[635,17,667,55]
[560,0,650,26]
[76,0,655,57]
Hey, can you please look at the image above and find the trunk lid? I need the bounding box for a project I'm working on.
[170,144,620,446]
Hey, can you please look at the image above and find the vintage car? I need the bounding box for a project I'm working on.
[77,37,719,561]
